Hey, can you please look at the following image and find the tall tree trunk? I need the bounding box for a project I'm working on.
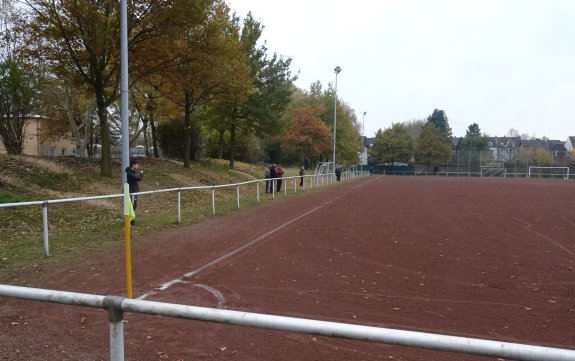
[228,121,236,169]
[183,90,192,168]
[217,128,225,159]
[145,93,159,158]
[150,111,159,158]
[80,110,92,157]
[96,89,112,177]
[142,117,149,158]
[0,116,25,154]
[191,114,201,161]
[87,115,94,158]
[64,87,89,157]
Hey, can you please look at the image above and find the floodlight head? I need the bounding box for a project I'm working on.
[334,66,341,74]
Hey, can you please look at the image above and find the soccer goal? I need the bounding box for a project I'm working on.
[528,166,569,179]
[480,167,506,178]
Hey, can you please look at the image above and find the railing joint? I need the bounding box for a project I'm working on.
[103,296,126,322]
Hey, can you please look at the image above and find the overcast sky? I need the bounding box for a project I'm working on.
[226,0,575,140]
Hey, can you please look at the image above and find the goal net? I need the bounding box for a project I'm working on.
[480,167,506,178]
[528,166,569,179]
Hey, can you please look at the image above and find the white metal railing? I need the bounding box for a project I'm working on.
[384,170,573,179]
[0,171,370,257]
[0,285,573,361]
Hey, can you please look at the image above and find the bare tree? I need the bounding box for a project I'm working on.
[507,128,520,138]
[403,118,426,146]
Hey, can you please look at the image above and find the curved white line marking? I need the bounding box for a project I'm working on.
[194,284,226,308]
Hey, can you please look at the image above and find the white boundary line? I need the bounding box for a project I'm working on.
[138,198,339,300]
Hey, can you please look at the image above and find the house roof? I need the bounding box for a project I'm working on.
[450,137,462,146]
[363,136,375,147]
[487,136,521,148]
[551,143,567,152]
[520,139,564,150]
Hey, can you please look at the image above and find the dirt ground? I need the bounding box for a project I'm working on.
[1,176,574,360]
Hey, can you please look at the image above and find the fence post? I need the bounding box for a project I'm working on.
[294,178,297,193]
[103,296,125,361]
[236,185,240,209]
[177,189,181,224]
[256,181,260,203]
[284,179,287,196]
[211,187,216,215]
[42,202,49,258]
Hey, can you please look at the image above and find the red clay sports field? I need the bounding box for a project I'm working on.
[1,175,574,360]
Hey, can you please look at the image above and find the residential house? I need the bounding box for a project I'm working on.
[486,136,521,162]
[450,137,462,151]
[518,139,568,166]
[520,139,565,152]
[564,136,575,153]
[0,116,77,157]
[360,136,375,165]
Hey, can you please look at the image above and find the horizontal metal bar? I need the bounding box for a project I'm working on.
[0,193,123,208]
[0,285,572,361]
[0,285,104,308]
[121,300,574,361]
[0,172,362,209]
[0,200,45,207]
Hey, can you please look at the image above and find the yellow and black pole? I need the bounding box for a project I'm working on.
[123,183,135,298]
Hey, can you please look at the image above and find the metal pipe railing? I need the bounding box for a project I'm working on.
[0,285,573,361]
[0,171,369,257]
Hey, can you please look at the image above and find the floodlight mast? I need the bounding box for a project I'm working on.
[332,66,341,169]
[120,0,129,188]
[362,111,367,138]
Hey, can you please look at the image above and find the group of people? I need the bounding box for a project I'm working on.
[264,164,307,193]
[264,164,285,193]
[127,160,312,224]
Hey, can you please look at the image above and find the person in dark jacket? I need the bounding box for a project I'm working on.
[264,167,271,193]
[299,167,305,187]
[335,166,342,181]
[269,165,277,193]
[126,159,144,225]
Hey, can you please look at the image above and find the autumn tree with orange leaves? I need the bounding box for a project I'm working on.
[283,106,332,166]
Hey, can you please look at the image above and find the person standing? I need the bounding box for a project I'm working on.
[269,165,277,194]
[276,166,284,192]
[264,166,271,193]
[126,159,144,225]
[299,167,305,187]
[335,166,342,181]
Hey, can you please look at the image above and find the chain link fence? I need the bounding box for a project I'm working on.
[374,149,575,178]
[440,150,574,178]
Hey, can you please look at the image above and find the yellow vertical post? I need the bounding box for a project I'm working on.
[124,214,133,299]
[123,183,135,299]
